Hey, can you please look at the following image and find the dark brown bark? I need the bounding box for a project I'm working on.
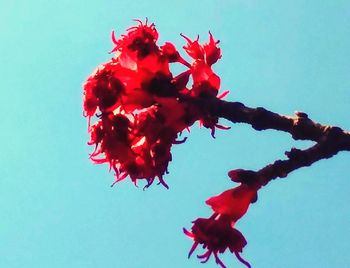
[186,96,350,187]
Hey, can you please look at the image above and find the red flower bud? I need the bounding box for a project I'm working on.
[206,184,257,221]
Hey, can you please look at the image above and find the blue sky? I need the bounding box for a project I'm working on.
[1,1,350,267]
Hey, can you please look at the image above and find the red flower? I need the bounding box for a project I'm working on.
[83,20,227,187]
[184,184,256,267]
[184,215,251,268]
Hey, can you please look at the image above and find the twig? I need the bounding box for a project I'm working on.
[185,96,350,187]
[188,97,350,142]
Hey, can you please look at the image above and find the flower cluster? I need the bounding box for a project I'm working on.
[184,184,257,268]
[83,19,225,187]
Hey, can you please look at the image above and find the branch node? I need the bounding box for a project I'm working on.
[294,111,309,119]
[228,169,258,186]
[285,147,311,166]
[291,117,312,140]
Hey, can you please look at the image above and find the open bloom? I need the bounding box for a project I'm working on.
[184,184,256,267]
[180,32,221,65]
[184,215,251,268]
[83,20,227,187]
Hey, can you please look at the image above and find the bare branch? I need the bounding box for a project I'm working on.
[187,97,350,142]
[184,96,350,187]
[230,135,350,187]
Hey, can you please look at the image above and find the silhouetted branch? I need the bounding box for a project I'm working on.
[230,139,349,188]
[186,96,350,187]
[188,97,350,142]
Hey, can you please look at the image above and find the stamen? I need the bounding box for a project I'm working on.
[157,176,169,189]
[217,90,229,99]
[214,252,227,268]
[197,250,212,263]
[180,33,192,43]
[111,30,118,45]
[187,241,199,258]
[215,124,231,130]
[110,172,128,187]
[235,252,251,268]
[211,127,216,138]
[173,137,187,144]
[143,178,154,190]
[133,19,143,25]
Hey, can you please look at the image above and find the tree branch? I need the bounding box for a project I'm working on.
[189,97,350,142]
[185,96,350,187]
[230,138,349,188]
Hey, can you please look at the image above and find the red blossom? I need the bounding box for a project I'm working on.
[184,215,251,268]
[83,20,226,187]
[184,184,256,267]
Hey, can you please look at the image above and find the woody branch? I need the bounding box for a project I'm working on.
[186,96,350,187]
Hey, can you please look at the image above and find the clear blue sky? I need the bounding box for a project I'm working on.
[1,1,350,267]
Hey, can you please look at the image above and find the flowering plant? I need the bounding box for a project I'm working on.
[83,19,226,188]
[83,20,350,267]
